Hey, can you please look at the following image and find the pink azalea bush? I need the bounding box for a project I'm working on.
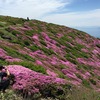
[0,48,7,58]
[81,48,88,53]
[35,60,43,65]
[32,34,39,40]
[46,69,57,77]
[77,58,100,67]
[8,65,66,97]
[0,48,22,62]
[57,33,64,38]
[6,57,22,62]
[62,69,82,85]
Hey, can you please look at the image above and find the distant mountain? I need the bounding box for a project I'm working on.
[0,15,100,99]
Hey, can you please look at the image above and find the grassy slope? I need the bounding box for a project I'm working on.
[0,15,100,99]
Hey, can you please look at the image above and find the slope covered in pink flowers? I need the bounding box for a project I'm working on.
[0,15,100,95]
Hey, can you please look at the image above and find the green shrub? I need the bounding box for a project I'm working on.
[2,46,35,61]
[76,73,83,80]
[24,40,30,46]
[97,76,100,80]
[0,30,4,36]
[59,35,72,45]
[40,83,66,99]
[68,32,76,39]
[77,64,93,71]
[0,59,8,65]
[82,79,90,88]
[89,78,96,85]
[11,39,25,46]
[23,54,35,62]
[96,44,100,48]
[12,30,20,36]
[29,45,39,52]
[40,40,47,46]
[0,23,4,27]
[2,46,23,58]
[65,43,90,58]
[25,30,34,36]
[40,47,55,55]
[5,27,12,32]
[59,73,66,79]
[74,44,85,50]
[59,65,65,69]
[65,54,78,64]
[32,65,46,74]
[90,72,95,77]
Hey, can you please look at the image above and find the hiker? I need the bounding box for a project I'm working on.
[0,65,10,92]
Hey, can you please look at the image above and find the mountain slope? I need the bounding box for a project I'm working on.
[0,15,100,97]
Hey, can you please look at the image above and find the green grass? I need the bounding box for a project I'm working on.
[0,15,26,25]
[40,47,55,55]
[0,59,8,65]
[10,61,46,74]
[77,64,93,71]
[11,30,20,36]
[65,86,100,100]
[24,30,34,36]
[0,46,35,62]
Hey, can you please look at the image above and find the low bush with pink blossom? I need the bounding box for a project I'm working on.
[7,65,67,99]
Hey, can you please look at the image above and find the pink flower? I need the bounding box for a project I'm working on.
[46,69,57,77]
[35,60,43,65]
[32,35,39,40]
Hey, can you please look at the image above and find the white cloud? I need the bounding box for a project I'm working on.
[0,0,70,19]
[0,0,100,27]
[41,9,100,27]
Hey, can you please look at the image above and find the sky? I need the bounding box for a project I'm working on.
[0,0,100,37]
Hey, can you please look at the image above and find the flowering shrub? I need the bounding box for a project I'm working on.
[32,34,39,40]
[8,65,66,98]
[62,69,82,85]
[0,48,22,62]
[77,58,100,68]
[46,69,57,77]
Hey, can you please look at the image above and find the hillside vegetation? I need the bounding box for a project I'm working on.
[0,15,100,100]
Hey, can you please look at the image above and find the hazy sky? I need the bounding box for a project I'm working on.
[0,0,100,37]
